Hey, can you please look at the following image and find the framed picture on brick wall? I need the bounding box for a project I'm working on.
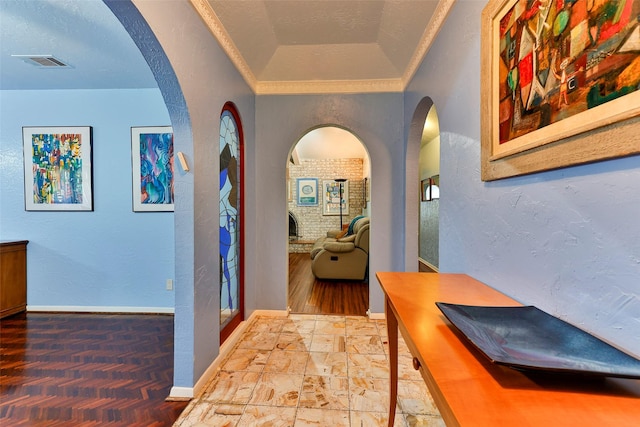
[323,179,349,216]
[296,178,318,206]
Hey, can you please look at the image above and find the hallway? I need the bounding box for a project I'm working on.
[174,314,443,426]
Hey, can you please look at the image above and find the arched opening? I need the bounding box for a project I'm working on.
[419,105,441,271]
[407,97,441,272]
[286,126,371,315]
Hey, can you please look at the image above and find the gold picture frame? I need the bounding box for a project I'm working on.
[481,0,640,181]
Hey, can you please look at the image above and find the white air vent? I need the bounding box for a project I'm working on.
[12,55,71,68]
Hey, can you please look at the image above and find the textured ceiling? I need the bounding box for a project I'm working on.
[0,0,455,94]
[0,0,157,90]
[188,0,455,94]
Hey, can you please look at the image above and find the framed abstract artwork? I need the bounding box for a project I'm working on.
[131,126,174,212]
[323,179,349,216]
[22,126,93,211]
[481,0,640,181]
[296,178,318,206]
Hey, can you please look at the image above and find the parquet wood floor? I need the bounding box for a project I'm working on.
[0,312,188,426]
[288,252,368,315]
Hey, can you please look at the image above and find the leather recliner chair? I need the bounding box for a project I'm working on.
[310,217,369,280]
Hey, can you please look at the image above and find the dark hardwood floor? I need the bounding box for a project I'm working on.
[288,252,369,316]
[0,312,188,426]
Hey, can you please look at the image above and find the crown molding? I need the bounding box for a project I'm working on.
[402,0,457,87]
[255,78,404,95]
[189,0,258,92]
[191,0,455,95]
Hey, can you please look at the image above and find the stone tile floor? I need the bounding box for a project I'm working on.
[174,314,444,426]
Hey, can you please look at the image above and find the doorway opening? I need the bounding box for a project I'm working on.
[417,100,441,272]
[286,126,371,315]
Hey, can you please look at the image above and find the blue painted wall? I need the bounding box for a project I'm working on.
[405,1,640,357]
[113,0,256,392]
[0,88,175,311]
[254,93,405,315]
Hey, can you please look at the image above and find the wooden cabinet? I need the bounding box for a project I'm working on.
[1,240,28,319]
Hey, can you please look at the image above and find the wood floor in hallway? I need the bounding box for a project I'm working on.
[288,252,369,316]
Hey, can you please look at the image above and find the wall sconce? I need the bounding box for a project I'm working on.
[177,152,190,172]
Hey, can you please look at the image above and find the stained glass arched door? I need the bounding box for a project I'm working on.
[219,102,244,343]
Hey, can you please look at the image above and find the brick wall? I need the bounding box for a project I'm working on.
[288,158,366,252]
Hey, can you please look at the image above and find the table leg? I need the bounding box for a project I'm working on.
[386,297,398,427]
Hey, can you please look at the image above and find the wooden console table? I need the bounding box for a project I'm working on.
[377,272,640,426]
[1,240,28,319]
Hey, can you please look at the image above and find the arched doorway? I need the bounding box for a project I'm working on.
[419,105,440,271]
[407,97,441,272]
[286,126,371,315]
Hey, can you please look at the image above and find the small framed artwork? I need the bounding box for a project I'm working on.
[323,179,349,216]
[131,126,174,212]
[23,126,93,211]
[296,178,318,206]
[481,0,640,180]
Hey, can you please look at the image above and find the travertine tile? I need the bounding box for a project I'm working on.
[398,354,423,380]
[275,332,312,351]
[403,414,447,427]
[373,319,388,335]
[237,331,279,351]
[348,353,390,379]
[236,405,296,427]
[203,371,260,404]
[248,372,303,407]
[264,349,309,374]
[175,315,444,427]
[309,333,345,352]
[178,402,243,427]
[314,318,346,335]
[398,380,439,415]
[346,334,385,354]
[398,336,412,354]
[346,317,379,336]
[351,410,407,427]
[294,407,350,426]
[349,376,390,412]
[382,334,412,356]
[288,314,318,321]
[299,375,349,410]
[305,351,348,377]
[246,317,286,333]
[320,315,347,322]
[221,348,269,372]
[282,317,316,334]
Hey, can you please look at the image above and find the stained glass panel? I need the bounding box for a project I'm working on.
[219,109,240,329]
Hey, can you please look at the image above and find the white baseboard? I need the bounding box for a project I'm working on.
[27,305,175,314]
[168,309,288,400]
[368,311,385,320]
[167,386,193,400]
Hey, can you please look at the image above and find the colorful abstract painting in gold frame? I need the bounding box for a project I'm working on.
[481,0,640,180]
